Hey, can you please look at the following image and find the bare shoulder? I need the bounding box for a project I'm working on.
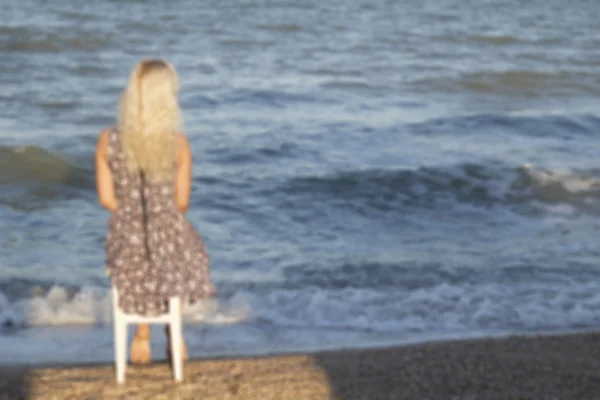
[175,133,191,158]
[176,133,190,148]
[96,127,113,155]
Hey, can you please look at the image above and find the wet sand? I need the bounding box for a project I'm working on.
[2,332,600,399]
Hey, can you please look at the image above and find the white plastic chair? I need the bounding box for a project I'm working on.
[112,286,183,384]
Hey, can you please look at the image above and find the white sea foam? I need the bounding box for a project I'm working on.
[3,278,600,335]
[0,285,249,329]
[243,280,600,334]
[523,165,600,194]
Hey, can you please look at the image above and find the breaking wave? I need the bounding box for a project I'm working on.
[0,145,94,210]
[281,162,600,215]
[0,280,249,329]
[4,142,600,216]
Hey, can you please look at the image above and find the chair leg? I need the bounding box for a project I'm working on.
[169,300,183,382]
[114,320,127,384]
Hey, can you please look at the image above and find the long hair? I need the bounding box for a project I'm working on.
[117,59,183,182]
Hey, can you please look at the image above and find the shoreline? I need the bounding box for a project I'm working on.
[3,326,598,369]
[3,331,600,399]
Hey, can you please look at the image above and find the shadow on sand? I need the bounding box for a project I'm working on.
[0,366,31,400]
[313,333,600,400]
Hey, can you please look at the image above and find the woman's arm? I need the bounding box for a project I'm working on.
[95,129,118,212]
[174,134,192,214]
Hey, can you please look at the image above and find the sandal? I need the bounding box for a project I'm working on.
[130,334,151,365]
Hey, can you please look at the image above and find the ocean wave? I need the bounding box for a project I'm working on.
[1,31,113,53]
[0,145,94,210]
[255,23,303,32]
[3,269,600,337]
[221,88,326,108]
[248,280,600,334]
[467,34,519,45]
[279,162,600,215]
[320,80,387,95]
[281,260,600,291]
[414,70,600,96]
[0,145,92,186]
[0,282,248,329]
[5,141,600,216]
[463,33,562,47]
[223,261,600,335]
[206,141,312,165]
[407,113,600,138]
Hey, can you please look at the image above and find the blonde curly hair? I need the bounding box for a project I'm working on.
[117,59,183,182]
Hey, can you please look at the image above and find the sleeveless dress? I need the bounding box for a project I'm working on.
[105,128,214,316]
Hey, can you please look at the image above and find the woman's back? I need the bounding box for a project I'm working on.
[104,128,212,316]
[108,128,175,218]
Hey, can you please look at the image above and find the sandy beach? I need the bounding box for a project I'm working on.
[3,331,600,399]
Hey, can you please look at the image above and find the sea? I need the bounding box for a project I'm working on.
[2,0,600,365]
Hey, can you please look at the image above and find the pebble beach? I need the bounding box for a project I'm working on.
[3,332,600,399]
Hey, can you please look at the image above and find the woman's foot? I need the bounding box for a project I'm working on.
[130,333,151,365]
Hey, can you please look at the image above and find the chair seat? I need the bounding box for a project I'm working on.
[116,312,176,324]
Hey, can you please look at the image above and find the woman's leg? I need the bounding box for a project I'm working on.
[130,323,151,364]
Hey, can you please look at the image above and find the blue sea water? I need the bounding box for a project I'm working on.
[2,0,600,364]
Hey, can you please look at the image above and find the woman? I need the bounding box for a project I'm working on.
[95,59,215,364]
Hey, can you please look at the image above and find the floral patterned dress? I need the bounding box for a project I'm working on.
[105,128,214,316]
